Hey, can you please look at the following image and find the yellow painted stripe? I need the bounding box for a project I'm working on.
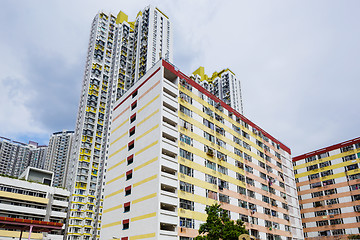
[105,189,124,199]
[136,124,159,141]
[137,109,159,126]
[130,233,156,240]
[106,173,124,185]
[134,157,158,172]
[103,204,123,213]
[107,158,126,172]
[131,212,156,222]
[135,141,158,156]
[110,131,127,146]
[138,94,160,113]
[109,144,126,159]
[111,119,127,134]
[178,208,207,222]
[102,220,122,229]
[132,193,157,204]
[0,191,48,204]
[133,174,157,188]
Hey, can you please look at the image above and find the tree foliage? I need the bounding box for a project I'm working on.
[195,203,248,240]
[348,235,360,239]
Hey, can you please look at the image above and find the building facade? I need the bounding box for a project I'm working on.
[191,66,243,114]
[0,137,47,178]
[66,6,172,239]
[45,130,74,188]
[293,137,360,239]
[100,60,303,240]
[0,173,69,240]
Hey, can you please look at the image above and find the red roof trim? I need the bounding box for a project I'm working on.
[114,67,161,111]
[162,60,291,154]
[0,216,63,227]
[293,137,360,162]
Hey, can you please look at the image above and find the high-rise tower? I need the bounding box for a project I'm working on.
[66,6,172,240]
[191,67,244,114]
[45,130,74,188]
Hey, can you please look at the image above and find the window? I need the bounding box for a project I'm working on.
[180,105,192,117]
[180,165,193,177]
[264,208,271,215]
[132,90,138,98]
[321,170,333,177]
[219,193,230,203]
[179,199,194,211]
[330,218,343,225]
[127,140,135,150]
[180,134,193,146]
[179,91,192,104]
[233,136,242,145]
[239,214,249,222]
[206,190,218,200]
[237,186,246,195]
[218,179,229,190]
[204,145,215,156]
[312,191,323,198]
[262,195,270,203]
[307,164,318,171]
[328,208,341,215]
[341,145,354,152]
[180,217,194,228]
[248,190,255,198]
[127,155,134,165]
[239,200,248,208]
[131,101,137,110]
[126,170,133,180]
[218,165,228,175]
[346,163,359,171]
[180,181,194,193]
[244,153,252,161]
[318,152,329,159]
[130,113,136,123]
[203,106,214,118]
[123,219,129,229]
[216,138,226,148]
[245,165,253,174]
[236,173,245,182]
[324,189,337,195]
[234,148,243,157]
[315,210,327,217]
[205,174,217,185]
[343,154,356,162]
[217,151,227,161]
[180,149,193,161]
[306,156,316,163]
[309,173,319,180]
[125,186,131,196]
[205,160,216,170]
[243,142,251,151]
[203,119,214,130]
[129,126,135,137]
[246,177,254,186]
[124,202,130,212]
[180,118,193,131]
[204,132,215,143]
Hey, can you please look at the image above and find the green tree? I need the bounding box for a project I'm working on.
[195,203,248,240]
[348,234,360,239]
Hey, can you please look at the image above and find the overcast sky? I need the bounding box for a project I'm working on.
[0,0,359,156]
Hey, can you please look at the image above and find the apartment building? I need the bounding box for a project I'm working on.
[100,60,303,240]
[66,6,172,239]
[0,168,69,239]
[191,66,243,114]
[0,137,47,178]
[293,137,360,239]
[45,130,74,187]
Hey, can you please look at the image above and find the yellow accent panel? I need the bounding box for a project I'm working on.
[138,94,160,113]
[106,173,124,185]
[110,131,127,146]
[137,109,159,126]
[178,208,207,222]
[295,157,360,179]
[111,119,127,134]
[105,188,123,199]
[192,66,208,81]
[102,220,122,229]
[132,193,157,204]
[130,232,156,240]
[0,230,42,239]
[179,172,218,191]
[136,124,159,141]
[116,11,128,24]
[133,174,157,188]
[103,204,123,213]
[109,144,126,159]
[178,190,217,206]
[131,212,156,222]
[134,157,158,171]
[294,149,360,170]
[135,141,158,156]
[0,190,48,204]
[107,158,126,172]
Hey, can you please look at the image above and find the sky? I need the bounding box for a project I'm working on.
[0,0,359,156]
